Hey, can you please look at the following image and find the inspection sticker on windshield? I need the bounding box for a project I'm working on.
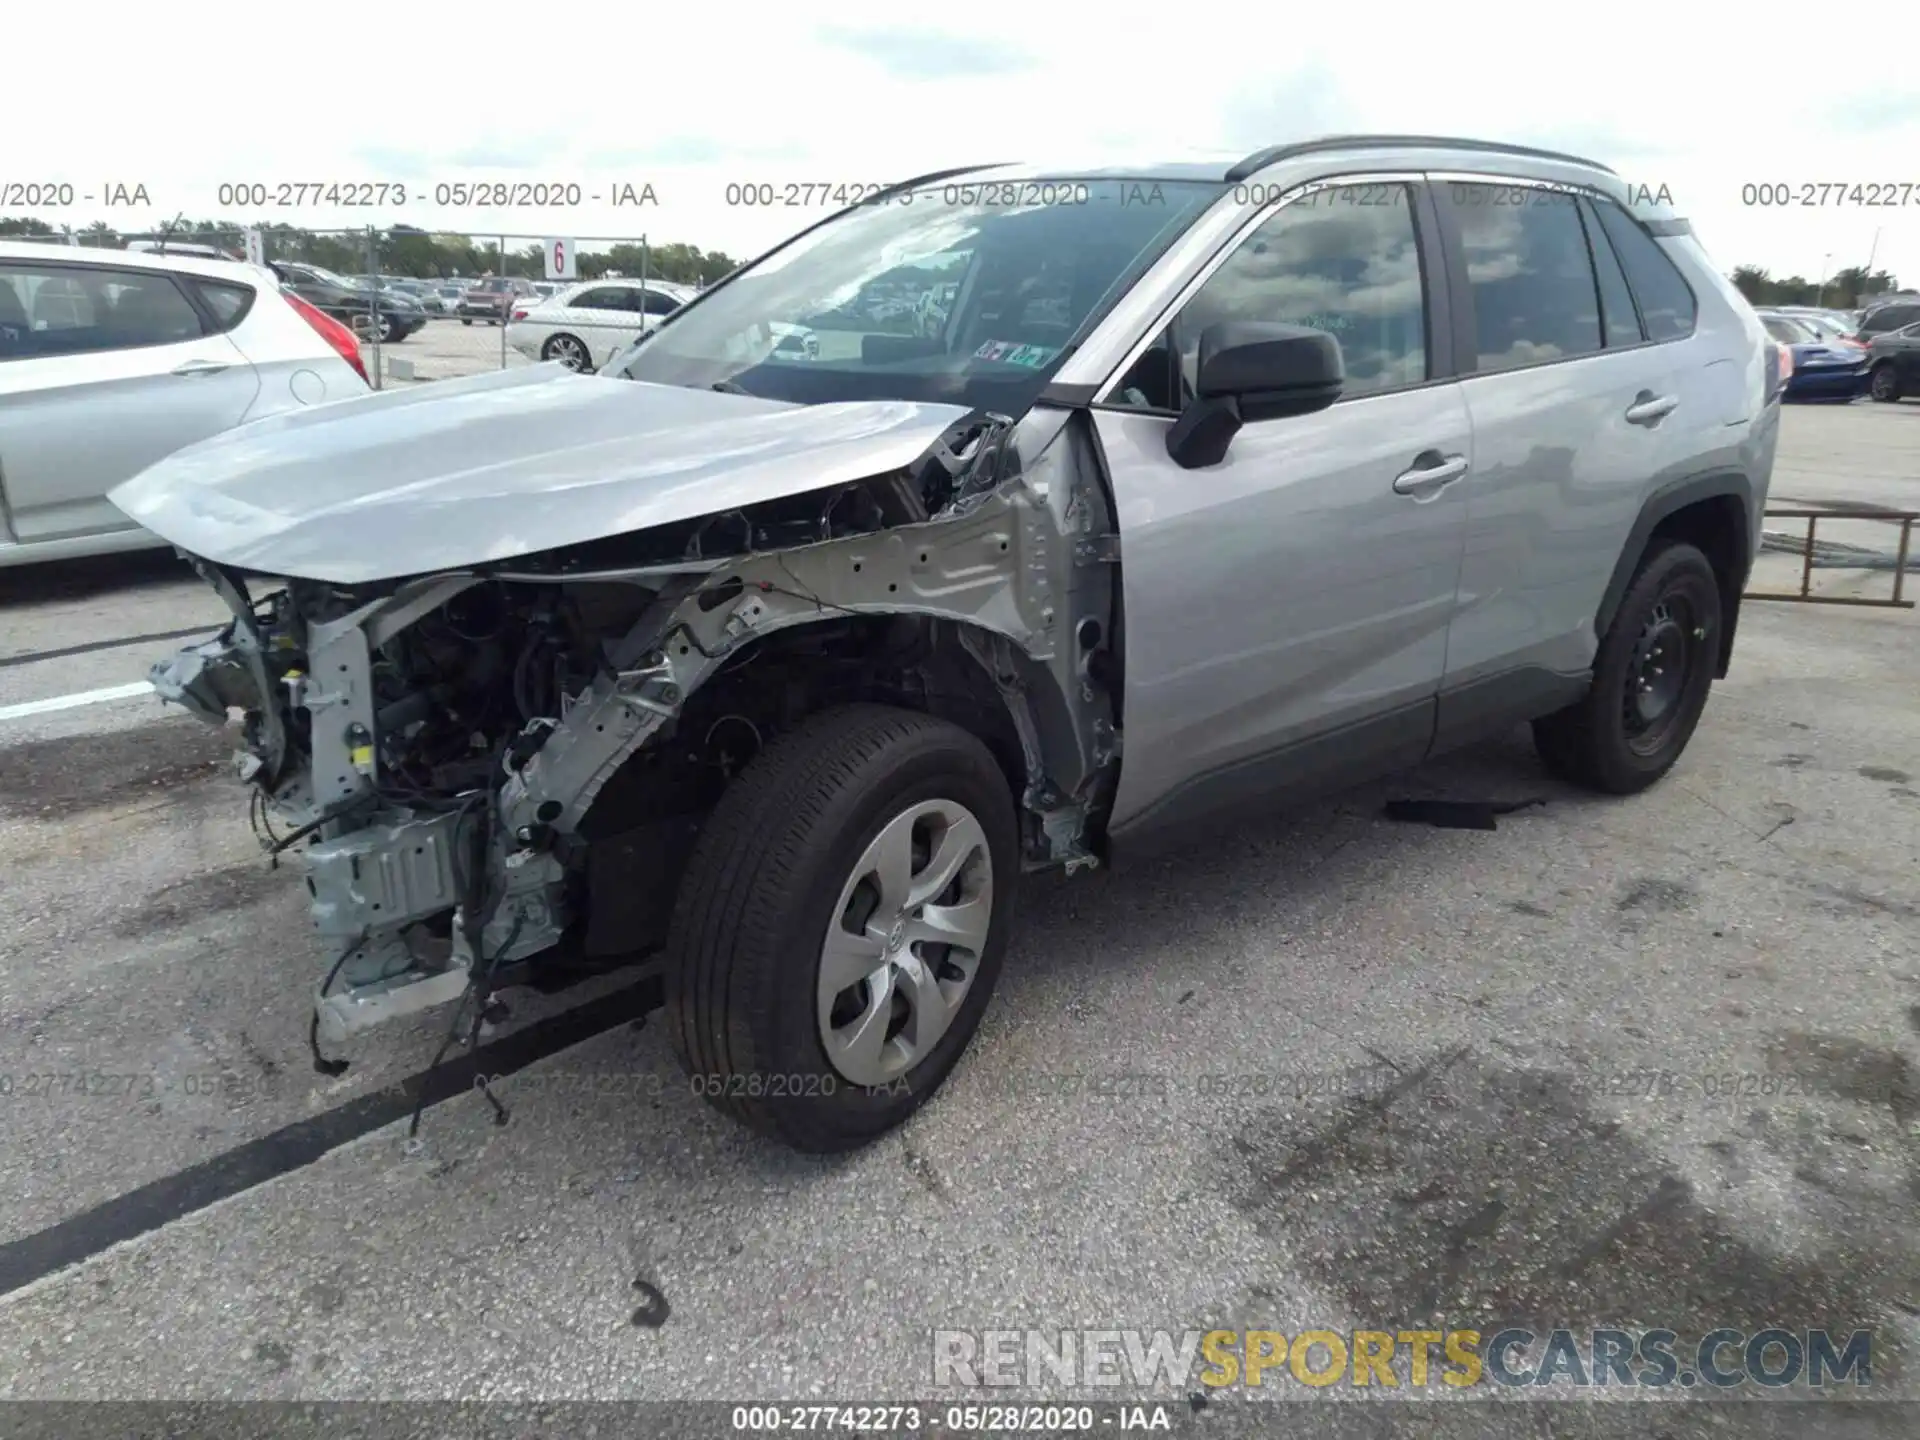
[974,341,1059,368]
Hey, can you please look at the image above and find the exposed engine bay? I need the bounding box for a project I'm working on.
[150,406,1122,1053]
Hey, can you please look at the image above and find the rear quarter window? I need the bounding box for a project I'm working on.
[188,278,255,332]
[1591,199,1697,342]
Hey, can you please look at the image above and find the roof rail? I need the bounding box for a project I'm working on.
[1224,135,1617,183]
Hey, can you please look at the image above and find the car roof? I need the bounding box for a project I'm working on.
[0,239,266,280]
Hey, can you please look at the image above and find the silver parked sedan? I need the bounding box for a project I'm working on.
[0,241,372,566]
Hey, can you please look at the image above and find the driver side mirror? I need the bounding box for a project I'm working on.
[1165,321,1345,470]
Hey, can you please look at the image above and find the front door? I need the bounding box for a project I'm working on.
[1089,178,1471,837]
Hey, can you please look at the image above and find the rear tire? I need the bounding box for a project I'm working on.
[1870,362,1902,403]
[541,333,591,371]
[1533,540,1721,794]
[665,704,1018,1152]
[461,317,473,326]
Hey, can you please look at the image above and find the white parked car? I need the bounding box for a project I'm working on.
[0,241,371,566]
[506,279,696,371]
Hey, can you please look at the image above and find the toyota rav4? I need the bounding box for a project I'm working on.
[125,136,1779,1152]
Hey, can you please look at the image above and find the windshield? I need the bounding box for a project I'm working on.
[608,177,1225,410]
[1763,316,1814,344]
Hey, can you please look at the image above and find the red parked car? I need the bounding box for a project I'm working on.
[457,275,535,326]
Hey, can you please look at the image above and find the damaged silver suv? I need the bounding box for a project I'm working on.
[124,136,1778,1152]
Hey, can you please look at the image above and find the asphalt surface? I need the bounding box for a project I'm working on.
[0,403,1915,1432]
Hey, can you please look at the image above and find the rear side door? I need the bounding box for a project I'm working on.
[0,260,258,544]
[1089,177,1473,837]
[1428,178,1699,745]
[638,287,683,339]
[592,287,647,365]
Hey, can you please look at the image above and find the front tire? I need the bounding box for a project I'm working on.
[1533,540,1721,794]
[460,316,473,326]
[666,704,1019,1152]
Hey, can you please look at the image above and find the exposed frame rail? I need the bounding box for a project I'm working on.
[1746,507,1917,609]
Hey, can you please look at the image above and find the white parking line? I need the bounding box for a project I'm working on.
[0,681,156,723]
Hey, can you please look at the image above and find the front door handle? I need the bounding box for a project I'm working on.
[1625,391,1678,426]
[171,359,231,377]
[1392,451,1470,498]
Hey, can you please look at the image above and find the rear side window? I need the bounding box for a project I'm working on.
[1591,199,1697,342]
[0,262,204,360]
[1451,183,1601,373]
[190,278,255,332]
[1578,199,1643,347]
[641,290,682,316]
[1862,304,1920,334]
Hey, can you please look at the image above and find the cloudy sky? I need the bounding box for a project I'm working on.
[9,2,1917,286]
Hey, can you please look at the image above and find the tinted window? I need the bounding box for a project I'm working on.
[0,263,203,360]
[1591,199,1697,342]
[192,278,255,332]
[1579,200,1642,347]
[1862,304,1919,334]
[570,287,625,310]
[1451,184,1601,372]
[1151,181,1428,406]
[640,290,681,316]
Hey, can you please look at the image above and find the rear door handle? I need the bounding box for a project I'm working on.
[1625,391,1678,426]
[1391,452,1469,498]
[171,359,231,377]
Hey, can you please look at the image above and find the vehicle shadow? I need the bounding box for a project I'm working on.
[0,548,193,607]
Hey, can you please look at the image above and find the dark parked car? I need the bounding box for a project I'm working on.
[1866,320,1920,403]
[458,276,536,325]
[1756,312,1870,401]
[1852,298,1920,344]
[268,262,427,344]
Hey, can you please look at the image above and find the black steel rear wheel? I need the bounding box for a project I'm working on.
[1534,540,1721,794]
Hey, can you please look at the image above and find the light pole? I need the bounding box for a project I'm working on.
[1817,253,1832,308]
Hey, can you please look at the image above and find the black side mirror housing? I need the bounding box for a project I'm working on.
[1166,321,1346,470]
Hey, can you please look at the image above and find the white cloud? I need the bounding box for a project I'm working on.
[3,0,1913,284]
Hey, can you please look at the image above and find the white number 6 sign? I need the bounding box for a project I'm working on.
[544,237,577,281]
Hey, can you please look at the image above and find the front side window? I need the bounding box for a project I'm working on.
[0,262,203,360]
[610,178,1225,411]
[1108,182,1428,412]
[1452,184,1602,373]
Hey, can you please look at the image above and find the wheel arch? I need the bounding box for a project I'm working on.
[568,610,1083,959]
[1596,472,1756,678]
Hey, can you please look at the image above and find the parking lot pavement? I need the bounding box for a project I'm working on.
[0,408,1914,1423]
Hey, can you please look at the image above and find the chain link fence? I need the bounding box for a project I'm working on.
[16,225,691,387]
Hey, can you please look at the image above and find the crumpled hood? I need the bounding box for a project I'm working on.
[108,365,977,585]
